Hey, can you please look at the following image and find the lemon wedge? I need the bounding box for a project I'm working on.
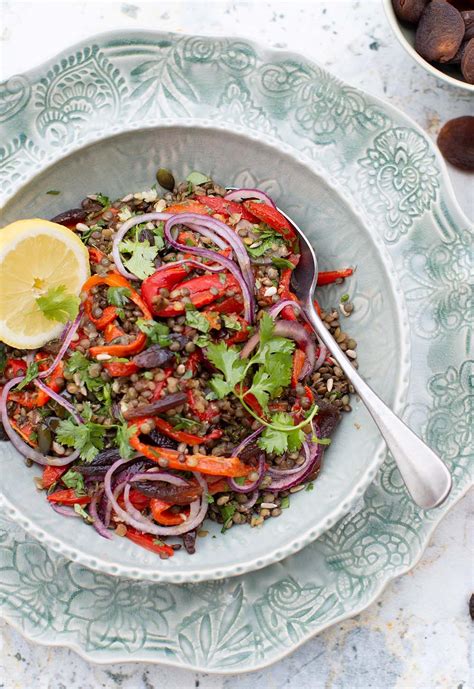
[0,219,90,349]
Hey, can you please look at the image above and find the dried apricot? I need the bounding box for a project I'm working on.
[461,10,474,40]
[415,1,465,62]
[437,116,474,171]
[461,37,474,81]
[392,0,429,24]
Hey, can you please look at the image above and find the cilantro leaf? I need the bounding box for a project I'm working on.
[61,469,86,494]
[185,311,210,333]
[257,425,288,455]
[46,190,61,195]
[107,286,131,307]
[136,319,171,346]
[95,193,110,208]
[65,352,103,393]
[36,285,80,324]
[116,421,136,459]
[246,367,272,410]
[195,334,211,348]
[207,342,247,390]
[209,376,234,399]
[16,360,41,390]
[258,312,275,346]
[222,314,242,331]
[271,256,295,270]
[219,503,236,532]
[119,239,158,280]
[186,171,210,186]
[55,418,104,463]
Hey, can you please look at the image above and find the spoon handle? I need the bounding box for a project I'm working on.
[305,302,452,509]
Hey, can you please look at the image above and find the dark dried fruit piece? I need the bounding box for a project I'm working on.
[437,116,474,171]
[416,1,465,62]
[461,37,474,80]
[461,10,474,39]
[392,0,429,24]
[470,593,474,620]
[50,208,88,227]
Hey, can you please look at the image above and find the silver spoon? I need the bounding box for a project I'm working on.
[278,208,452,509]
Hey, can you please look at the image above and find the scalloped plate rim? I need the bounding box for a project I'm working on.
[0,116,411,582]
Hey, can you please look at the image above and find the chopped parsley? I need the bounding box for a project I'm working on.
[271,257,295,270]
[56,417,105,463]
[119,238,158,280]
[185,310,211,333]
[136,319,171,346]
[107,286,131,307]
[36,285,80,324]
[61,469,86,494]
[222,314,242,331]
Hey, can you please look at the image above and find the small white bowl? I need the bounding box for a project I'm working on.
[383,0,474,92]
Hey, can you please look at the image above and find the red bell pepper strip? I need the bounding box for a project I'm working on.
[314,299,322,317]
[152,366,174,401]
[141,263,190,314]
[85,274,152,358]
[128,424,251,477]
[317,268,353,285]
[155,273,240,318]
[10,419,36,446]
[150,498,188,526]
[198,196,257,222]
[88,246,107,264]
[84,301,117,331]
[8,359,64,409]
[103,361,139,377]
[224,316,251,346]
[186,389,220,423]
[117,488,150,512]
[42,465,68,489]
[210,295,244,315]
[243,201,297,244]
[5,358,27,377]
[104,322,125,343]
[124,528,175,557]
[166,200,210,215]
[235,384,264,418]
[291,349,306,388]
[185,351,202,375]
[207,477,230,495]
[153,417,223,446]
[47,489,91,506]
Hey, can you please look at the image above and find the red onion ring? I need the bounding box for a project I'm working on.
[224,188,276,208]
[238,490,259,512]
[165,212,254,291]
[38,311,82,380]
[268,439,322,492]
[89,491,113,539]
[228,453,265,494]
[1,377,79,467]
[50,503,82,518]
[33,379,83,424]
[314,344,328,371]
[104,459,209,536]
[233,426,264,455]
[130,471,188,486]
[164,215,255,323]
[112,212,171,279]
[268,299,303,319]
[240,320,316,379]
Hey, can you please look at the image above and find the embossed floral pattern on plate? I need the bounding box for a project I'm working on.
[0,31,471,673]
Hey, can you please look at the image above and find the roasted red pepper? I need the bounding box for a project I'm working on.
[104,322,124,343]
[8,359,64,409]
[124,528,175,557]
[291,349,306,388]
[141,263,190,315]
[153,417,223,446]
[150,498,187,526]
[198,196,257,222]
[42,465,68,489]
[224,316,251,345]
[152,366,173,401]
[317,268,353,285]
[84,274,152,358]
[10,419,36,446]
[210,295,244,315]
[243,201,297,244]
[47,489,91,506]
[88,246,107,264]
[103,361,139,377]
[207,477,230,495]
[186,389,220,423]
[155,273,239,317]
[185,351,202,375]
[5,358,27,378]
[128,423,250,477]
[117,488,150,512]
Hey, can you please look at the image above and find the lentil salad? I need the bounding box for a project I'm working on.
[0,171,357,558]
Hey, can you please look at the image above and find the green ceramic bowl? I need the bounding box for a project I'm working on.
[1,121,409,582]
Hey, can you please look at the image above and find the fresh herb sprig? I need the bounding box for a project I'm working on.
[207,313,319,454]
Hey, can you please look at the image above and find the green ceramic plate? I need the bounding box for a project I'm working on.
[0,31,471,671]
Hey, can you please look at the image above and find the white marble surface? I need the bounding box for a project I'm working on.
[0,1,472,687]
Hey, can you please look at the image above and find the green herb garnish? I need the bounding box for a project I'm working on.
[95,193,110,208]
[107,286,131,307]
[136,319,171,346]
[56,417,105,463]
[61,469,86,494]
[16,360,42,390]
[115,421,137,460]
[271,257,295,270]
[186,171,210,186]
[185,310,210,333]
[46,190,61,195]
[36,285,80,324]
[222,314,242,331]
[340,293,349,303]
[119,238,158,280]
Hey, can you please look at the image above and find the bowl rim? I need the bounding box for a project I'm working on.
[382,0,474,93]
[0,117,412,582]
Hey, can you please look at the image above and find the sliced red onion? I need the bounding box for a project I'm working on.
[314,344,328,371]
[165,212,254,291]
[164,215,255,323]
[268,439,322,492]
[130,471,188,486]
[268,299,303,319]
[241,320,315,379]
[112,212,171,279]
[89,492,113,539]
[39,311,82,380]
[33,379,83,424]
[233,426,264,456]
[228,453,265,493]
[224,188,276,208]
[1,377,79,466]
[267,426,321,477]
[50,503,82,518]
[104,459,208,536]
